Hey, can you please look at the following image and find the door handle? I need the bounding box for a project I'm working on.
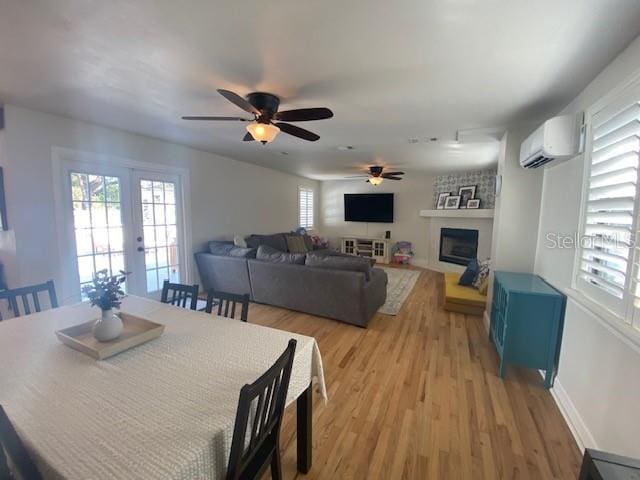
[137,246,144,252]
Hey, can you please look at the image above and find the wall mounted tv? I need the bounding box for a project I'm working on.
[344,193,394,223]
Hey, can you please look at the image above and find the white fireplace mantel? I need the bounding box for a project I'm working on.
[419,209,494,219]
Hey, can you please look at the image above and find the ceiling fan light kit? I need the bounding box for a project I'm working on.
[368,176,384,186]
[182,89,333,144]
[246,122,280,144]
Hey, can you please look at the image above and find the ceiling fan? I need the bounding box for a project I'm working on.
[182,89,333,144]
[348,166,405,186]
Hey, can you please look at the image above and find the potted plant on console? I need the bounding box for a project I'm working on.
[83,269,129,342]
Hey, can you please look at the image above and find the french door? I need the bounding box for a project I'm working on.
[62,161,186,301]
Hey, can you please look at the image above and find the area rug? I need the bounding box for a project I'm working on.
[378,267,421,315]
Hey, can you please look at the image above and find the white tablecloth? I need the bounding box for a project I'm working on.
[0,296,326,479]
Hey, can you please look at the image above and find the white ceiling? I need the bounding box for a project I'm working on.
[1,1,639,180]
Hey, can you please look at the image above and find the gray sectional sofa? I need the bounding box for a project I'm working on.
[194,233,387,327]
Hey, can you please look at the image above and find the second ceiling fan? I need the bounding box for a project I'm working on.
[349,166,405,186]
[182,89,333,144]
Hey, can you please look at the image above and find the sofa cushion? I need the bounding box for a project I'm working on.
[229,247,257,258]
[305,252,372,280]
[257,245,306,264]
[286,235,309,253]
[208,241,235,256]
[246,233,288,252]
[444,272,486,307]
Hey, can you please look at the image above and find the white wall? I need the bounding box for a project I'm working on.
[534,35,640,457]
[319,173,434,263]
[491,127,543,273]
[1,105,318,303]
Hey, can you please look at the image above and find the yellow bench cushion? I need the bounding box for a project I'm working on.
[443,272,487,308]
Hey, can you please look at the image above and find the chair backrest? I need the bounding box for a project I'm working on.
[226,339,297,480]
[0,280,58,321]
[0,405,42,480]
[160,280,199,310]
[206,290,250,322]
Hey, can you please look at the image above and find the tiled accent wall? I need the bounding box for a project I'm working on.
[432,169,497,209]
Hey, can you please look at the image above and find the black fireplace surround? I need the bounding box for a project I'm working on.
[439,228,479,266]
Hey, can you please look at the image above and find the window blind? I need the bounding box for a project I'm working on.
[578,99,640,320]
[298,187,314,229]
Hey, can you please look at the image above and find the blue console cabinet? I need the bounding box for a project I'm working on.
[490,271,566,388]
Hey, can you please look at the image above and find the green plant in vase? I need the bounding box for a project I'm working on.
[82,269,129,342]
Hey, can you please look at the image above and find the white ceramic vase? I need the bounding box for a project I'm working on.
[93,309,123,342]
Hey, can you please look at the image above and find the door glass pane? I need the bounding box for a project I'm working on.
[140,179,180,292]
[69,172,126,299]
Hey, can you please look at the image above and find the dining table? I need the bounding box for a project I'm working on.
[0,295,327,479]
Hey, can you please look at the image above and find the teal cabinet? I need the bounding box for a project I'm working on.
[490,271,566,389]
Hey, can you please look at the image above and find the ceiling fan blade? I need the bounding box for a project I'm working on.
[385,176,403,180]
[274,107,334,122]
[382,171,405,176]
[182,116,251,121]
[243,132,254,141]
[217,89,261,116]
[344,175,369,178]
[275,122,320,141]
[365,179,370,183]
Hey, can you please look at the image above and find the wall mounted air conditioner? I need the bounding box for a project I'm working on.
[519,114,583,169]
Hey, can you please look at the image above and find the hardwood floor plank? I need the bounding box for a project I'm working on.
[249,266,581,479]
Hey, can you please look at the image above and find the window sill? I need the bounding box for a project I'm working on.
[562,286,640,354]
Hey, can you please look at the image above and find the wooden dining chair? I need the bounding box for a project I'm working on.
[0,405,43,480]
[226,339,297,480]
[205,290,250,322]
[0,280,58,321]
[160,280,199,310]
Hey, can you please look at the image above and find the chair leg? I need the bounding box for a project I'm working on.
[271,449,282,480]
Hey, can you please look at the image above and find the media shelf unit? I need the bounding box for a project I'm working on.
[341,237,390,264]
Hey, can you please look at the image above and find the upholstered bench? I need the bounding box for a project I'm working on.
[443,272,487,316]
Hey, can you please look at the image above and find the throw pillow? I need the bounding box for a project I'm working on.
[303,235,314,252]
[286,235,309,253]
[233,235,247,248]
[478,276,489,296]
[473,259,491,289]
[256,245,306,264]
[208,241,235,256]
[305,252,372,280]
[458,259,479,286]
[228,247,256,258]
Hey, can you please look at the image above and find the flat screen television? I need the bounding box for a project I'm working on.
[344,193,394,223]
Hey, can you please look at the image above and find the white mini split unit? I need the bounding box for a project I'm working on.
[519,114,584,169]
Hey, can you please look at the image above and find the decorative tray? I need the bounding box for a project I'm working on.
[55,312,165,360]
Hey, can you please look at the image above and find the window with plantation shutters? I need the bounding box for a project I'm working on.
[577,84,640,332]
[298,187,314,229]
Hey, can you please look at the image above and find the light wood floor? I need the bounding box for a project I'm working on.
[249,267,582,479]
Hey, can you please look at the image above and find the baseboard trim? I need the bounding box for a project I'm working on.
[539,372,596,453]
[410,258,429,269]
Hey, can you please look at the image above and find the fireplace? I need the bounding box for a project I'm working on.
[439,228,479,266]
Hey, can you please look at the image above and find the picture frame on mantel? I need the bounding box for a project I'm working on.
[436,192,450,209]
[444,195,461,209]
[458,185,476,209]
[467,199,480,209]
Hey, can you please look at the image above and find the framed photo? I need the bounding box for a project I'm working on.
[444,195,461,209]
[467,199,480,209]
[436,192,450,209]
[458,185,476,209]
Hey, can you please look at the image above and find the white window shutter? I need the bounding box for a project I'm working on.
[298,187,314,229]
[578,100,640,317]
